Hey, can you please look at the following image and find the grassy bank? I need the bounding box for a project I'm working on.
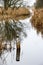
[0,7,30,21]
[31,8,43,35]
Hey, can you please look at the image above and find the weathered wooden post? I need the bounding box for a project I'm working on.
[0,40,3,56]
[16,36,21,61]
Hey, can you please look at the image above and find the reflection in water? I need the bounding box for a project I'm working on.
[0,19,28,62]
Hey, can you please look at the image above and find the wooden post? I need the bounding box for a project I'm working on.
[16,39,21,61]
[0,41,2,56]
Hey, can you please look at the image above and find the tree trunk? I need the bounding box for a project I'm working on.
[4,0,9,9]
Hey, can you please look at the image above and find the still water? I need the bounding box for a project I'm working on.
[0,0,43,65]
[0,17,43,65]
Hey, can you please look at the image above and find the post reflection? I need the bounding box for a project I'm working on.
[0,41,21,62]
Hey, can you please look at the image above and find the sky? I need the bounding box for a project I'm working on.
[24,0,36,6]
[0,0,36,7]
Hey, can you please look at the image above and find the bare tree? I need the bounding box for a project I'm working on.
[3,0,23,9]
[35,0,43,9]
[3,0,9,9]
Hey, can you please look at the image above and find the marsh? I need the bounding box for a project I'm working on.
[0,0,43,65]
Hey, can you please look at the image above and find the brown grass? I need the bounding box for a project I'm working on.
[0,7,30,21]
[31,8,43,35]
